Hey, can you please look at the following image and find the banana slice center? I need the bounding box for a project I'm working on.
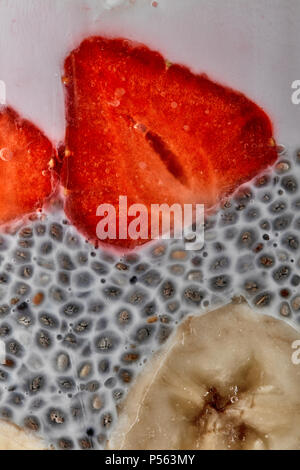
[108,304,300,451]
[191,386,267,450]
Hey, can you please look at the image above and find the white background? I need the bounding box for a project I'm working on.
[0,0,299,148]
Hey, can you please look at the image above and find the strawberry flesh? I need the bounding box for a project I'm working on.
[62,37,277,250]
[0,106,57,225]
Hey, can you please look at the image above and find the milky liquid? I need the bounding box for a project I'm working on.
[0,0,299,146]
[0,0,300,450]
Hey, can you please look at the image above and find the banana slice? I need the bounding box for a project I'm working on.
[108,302,300,450]
[0,420,47,450]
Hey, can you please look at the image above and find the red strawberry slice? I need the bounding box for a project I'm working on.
[0,106,57,226]
[62,37,277,250]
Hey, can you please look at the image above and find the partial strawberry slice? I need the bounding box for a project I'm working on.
[62,37,277,250]
[0,106,57,226]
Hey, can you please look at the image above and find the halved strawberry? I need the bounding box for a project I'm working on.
[0,106,57,226]
[62,37,277,250]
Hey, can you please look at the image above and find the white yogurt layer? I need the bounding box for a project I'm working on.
[0,0,299,147]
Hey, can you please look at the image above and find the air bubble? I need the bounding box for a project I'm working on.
[0,148,13,162]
